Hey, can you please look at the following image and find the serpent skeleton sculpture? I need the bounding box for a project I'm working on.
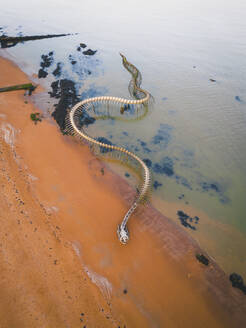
[66,53,151,244]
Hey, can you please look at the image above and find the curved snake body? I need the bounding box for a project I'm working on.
[67,53,151,244]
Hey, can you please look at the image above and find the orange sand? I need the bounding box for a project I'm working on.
[0,56,245,327]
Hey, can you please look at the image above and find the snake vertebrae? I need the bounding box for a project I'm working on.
[66,53,151,244]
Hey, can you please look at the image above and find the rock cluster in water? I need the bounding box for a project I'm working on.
[196,253,209,266]
[229,273,246,295]
[177,210,199,230]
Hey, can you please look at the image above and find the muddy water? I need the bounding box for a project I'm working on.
[1,0,246,276]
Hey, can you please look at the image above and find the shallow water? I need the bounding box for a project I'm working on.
[1,0,246,274]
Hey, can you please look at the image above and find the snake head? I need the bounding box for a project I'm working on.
[119,52,126,62]
[117,224,129,245]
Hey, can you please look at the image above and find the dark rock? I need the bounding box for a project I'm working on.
[40,52,54,68]
[38,52,54,78]
[177,210,197,230]
[38,68,48,78]
[229,273,246,294]
[196,254,209,266]
[80,43,87,48]
[83,49,97,56]
[122,131,128,136]
[0,33,70,49]
[123,289,127,294]
[209,78,216,82]
[177,210,189,219]
[49,79,79,132]
[71,60,77,65]
[194,216,200,224]
[52,62,62,77]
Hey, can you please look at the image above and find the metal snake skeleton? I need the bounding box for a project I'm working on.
[66,53,151,244]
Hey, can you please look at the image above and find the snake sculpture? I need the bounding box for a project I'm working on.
[66,53,151,244]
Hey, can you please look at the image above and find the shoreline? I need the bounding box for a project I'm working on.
[0,55,245,327]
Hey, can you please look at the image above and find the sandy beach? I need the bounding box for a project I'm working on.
[0,56,245,327]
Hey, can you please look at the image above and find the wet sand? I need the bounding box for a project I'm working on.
[0,56,245,327]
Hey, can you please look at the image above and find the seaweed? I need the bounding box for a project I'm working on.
[151,123,172,149]
[153,180,162,190]
[143,158,152,168]
[198,176,230,204]
[137,139,151,153]
[201,181,220,193]
[80,111,95,127]
[180,149,196,169]
[30,112,42,124]
[153,156,174,176]
[81,85,108,100]
[175,175,192,190]
[96,137,113,153]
